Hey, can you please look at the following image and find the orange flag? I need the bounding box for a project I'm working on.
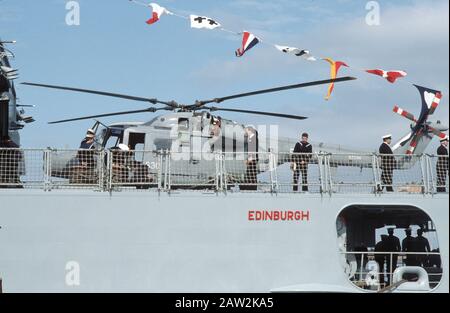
[323,58,349,101]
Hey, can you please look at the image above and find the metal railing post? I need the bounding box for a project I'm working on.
[214,152,221,192]
[43,149,52,191]
[106,150,113,192]
[372,154,381,194]
[157,150,163,191]
[221,153,228,192]
[389,253,393,286]
[166,150,171,192]
[269,151,278,193]
[97,150,105,192]
[419,155,428,194]
[426,155,436,195]
[317,153,325,194]
[326,155,333,195]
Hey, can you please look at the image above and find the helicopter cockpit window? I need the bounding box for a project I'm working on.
[336,205,442,292]
[99,127,123,149]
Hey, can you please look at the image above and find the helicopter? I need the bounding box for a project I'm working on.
[21,76,448,188]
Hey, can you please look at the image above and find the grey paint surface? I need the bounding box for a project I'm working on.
[0,190,448,293]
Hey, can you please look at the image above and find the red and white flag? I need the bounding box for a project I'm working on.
[366,69,407,83]
[146,3,173,25]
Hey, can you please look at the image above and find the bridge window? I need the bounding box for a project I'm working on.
[336,205,442,292]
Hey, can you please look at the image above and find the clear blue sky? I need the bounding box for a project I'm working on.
[1,0,448,149]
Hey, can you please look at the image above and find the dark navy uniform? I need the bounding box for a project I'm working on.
[384,233,401,284]
[375,236,388,285]
[402,235,418,266]
[379,142,396,192]
[436,143,448,193]
[415,233,431,267]
[77,138,95,168]
[292,141,312,192]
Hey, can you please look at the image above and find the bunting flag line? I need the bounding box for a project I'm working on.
[323,58,349,100]
[129,1,424,97]
[190,15,221,29]
[274,45,317,61]
[146,3,173,25]
[366,69,407,83]
[236,31,260,57]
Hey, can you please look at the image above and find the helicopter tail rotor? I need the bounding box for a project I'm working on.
[393,86,447,155]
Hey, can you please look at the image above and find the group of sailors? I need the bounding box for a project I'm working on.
[378,134,449,193]
[0,129,449,191]
[287,132,449,193]
[70,129,153,187]
[371,228,438,285]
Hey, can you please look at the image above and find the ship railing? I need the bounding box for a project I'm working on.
[340,251,442,291]
[0,148,448,194]
[47,149,105,190]
[0,148,105,190]
[424,155,449,194]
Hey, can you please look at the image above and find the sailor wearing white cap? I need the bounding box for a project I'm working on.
[77,129,97,171]
[437,135,449,193]
[79,129,96,148]
[378,134,396,192]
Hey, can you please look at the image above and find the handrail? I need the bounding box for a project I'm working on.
[0,149,448,194]
[377,279,414,293]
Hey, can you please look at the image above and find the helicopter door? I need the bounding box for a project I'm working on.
[177,118,190,147]
[128,132,146,162]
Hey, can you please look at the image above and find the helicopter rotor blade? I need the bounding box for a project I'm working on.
[21,82,177,107]
[48,108,168,125]
[195,76,357,107]
[205,107,308,120]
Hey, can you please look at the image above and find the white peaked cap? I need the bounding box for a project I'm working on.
[441,136,449,142]
[118,144,130,151]
[87,128,95,134]
[383,134,392,140]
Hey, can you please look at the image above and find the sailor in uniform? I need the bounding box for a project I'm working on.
[77,129,96,168]
[292,133,312,192]
[79,129,96,150]
[415,229,431,267]
[384,228,401,284]
[378,134,396,192]
[436,136,449,193]
[402,228,418,266]
[242,126,258,191]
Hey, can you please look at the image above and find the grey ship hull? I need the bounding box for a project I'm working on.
[0,190,448,293]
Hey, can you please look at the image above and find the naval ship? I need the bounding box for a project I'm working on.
[0,40,448,293]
